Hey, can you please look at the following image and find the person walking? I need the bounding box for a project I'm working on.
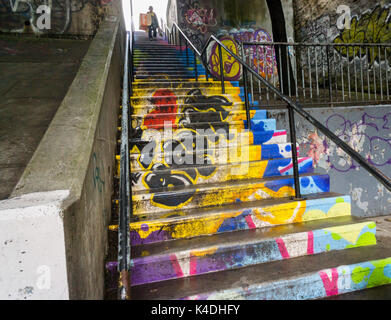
[147,6,159,40]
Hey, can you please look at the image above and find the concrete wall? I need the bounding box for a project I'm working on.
[268,105,391,218]
[0,16,124,299]
[292,0,391,43]
[0,0,123,36]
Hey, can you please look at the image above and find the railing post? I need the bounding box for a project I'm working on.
[186,40,189,66]
[194,49,198,81]
[243,66,251,131]
[326,44,333,105]
[203,53,209,81]
[218,44,225,94]
[287,104,302,200]
[241,45,251,130]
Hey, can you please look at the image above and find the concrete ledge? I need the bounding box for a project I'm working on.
[6,17,125,299]
[0,191,69,299]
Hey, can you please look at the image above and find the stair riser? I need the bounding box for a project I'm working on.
[132,87,240,96]
[132,81,240,89]
[131,109,266,122]
[127,142,300,175]
[128,222,376,286]
[129,142,297,166]
[132,175,329,215]
[128,131,288,163]
[183,256,391,300]
[134,77,209,82]
[134,69,196,74]
[124,195,351,245]
[131,95,245,106]
[131,102,247,114]
[129,156,312,194]
[130,119,276,132]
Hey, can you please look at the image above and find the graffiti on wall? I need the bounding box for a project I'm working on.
[207,36,242,81]
[177,0,218,50]
[206,27,279,81]
[304,112,391,174]
[184,1,217,34]
[0,0,111,34]
[333,5,391,63]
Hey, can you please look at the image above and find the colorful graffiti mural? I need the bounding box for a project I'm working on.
[334,5,391,63]
[124,195,351,245]
[184,1,217,34]
[183,256,391,299]
[207,36,242,80]
[304,112,391,173]
[127,82,301,213]
[129,221,375,285]
[213,27,279,81]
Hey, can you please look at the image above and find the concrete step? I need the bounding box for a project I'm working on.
[134,75,199,80]
[130,93,244,107]
[109,193,351,245]
[130,101,250,115]
[130,238,391,299]
[118,218,377,286]
[130,109,266,122]
[129,128,287,154]
[128,142,298,173]
[134,77,209,82]
[130,117,276,132]
[129,156,312,192]
[132,174,330,215]
[323,283,391,300]
[132,81,239,88]
[134,68,196,74]
[132,86,241,96]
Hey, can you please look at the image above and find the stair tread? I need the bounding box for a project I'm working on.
[130,215,365,258]
[128,192,345,222]
[323,283,391,300]
[132,172,325,196]
[131,236,391,299]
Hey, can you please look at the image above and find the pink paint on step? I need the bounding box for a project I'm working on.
[307,231,314,255]
[276,238,290,259]
[244,215,256,229]
[169,254,184,278]
[319,268,339,296]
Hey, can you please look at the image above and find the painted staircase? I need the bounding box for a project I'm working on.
[105,32,391,300]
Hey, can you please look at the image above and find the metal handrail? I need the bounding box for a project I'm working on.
[118,30,132,300]
[164,22,391,198]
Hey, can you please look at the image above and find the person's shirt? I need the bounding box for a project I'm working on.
[147,11,159,27]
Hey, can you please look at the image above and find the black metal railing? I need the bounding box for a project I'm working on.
[241,42,391,107]
[164,22,391,199]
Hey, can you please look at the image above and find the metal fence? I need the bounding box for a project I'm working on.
[241,42,391,107]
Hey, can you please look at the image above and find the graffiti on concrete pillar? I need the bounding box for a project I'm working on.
[184,1,217,34]
[207,36,242,81]
[216,27,278,81]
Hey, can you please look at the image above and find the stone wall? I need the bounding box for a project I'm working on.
[0,0,122,36]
